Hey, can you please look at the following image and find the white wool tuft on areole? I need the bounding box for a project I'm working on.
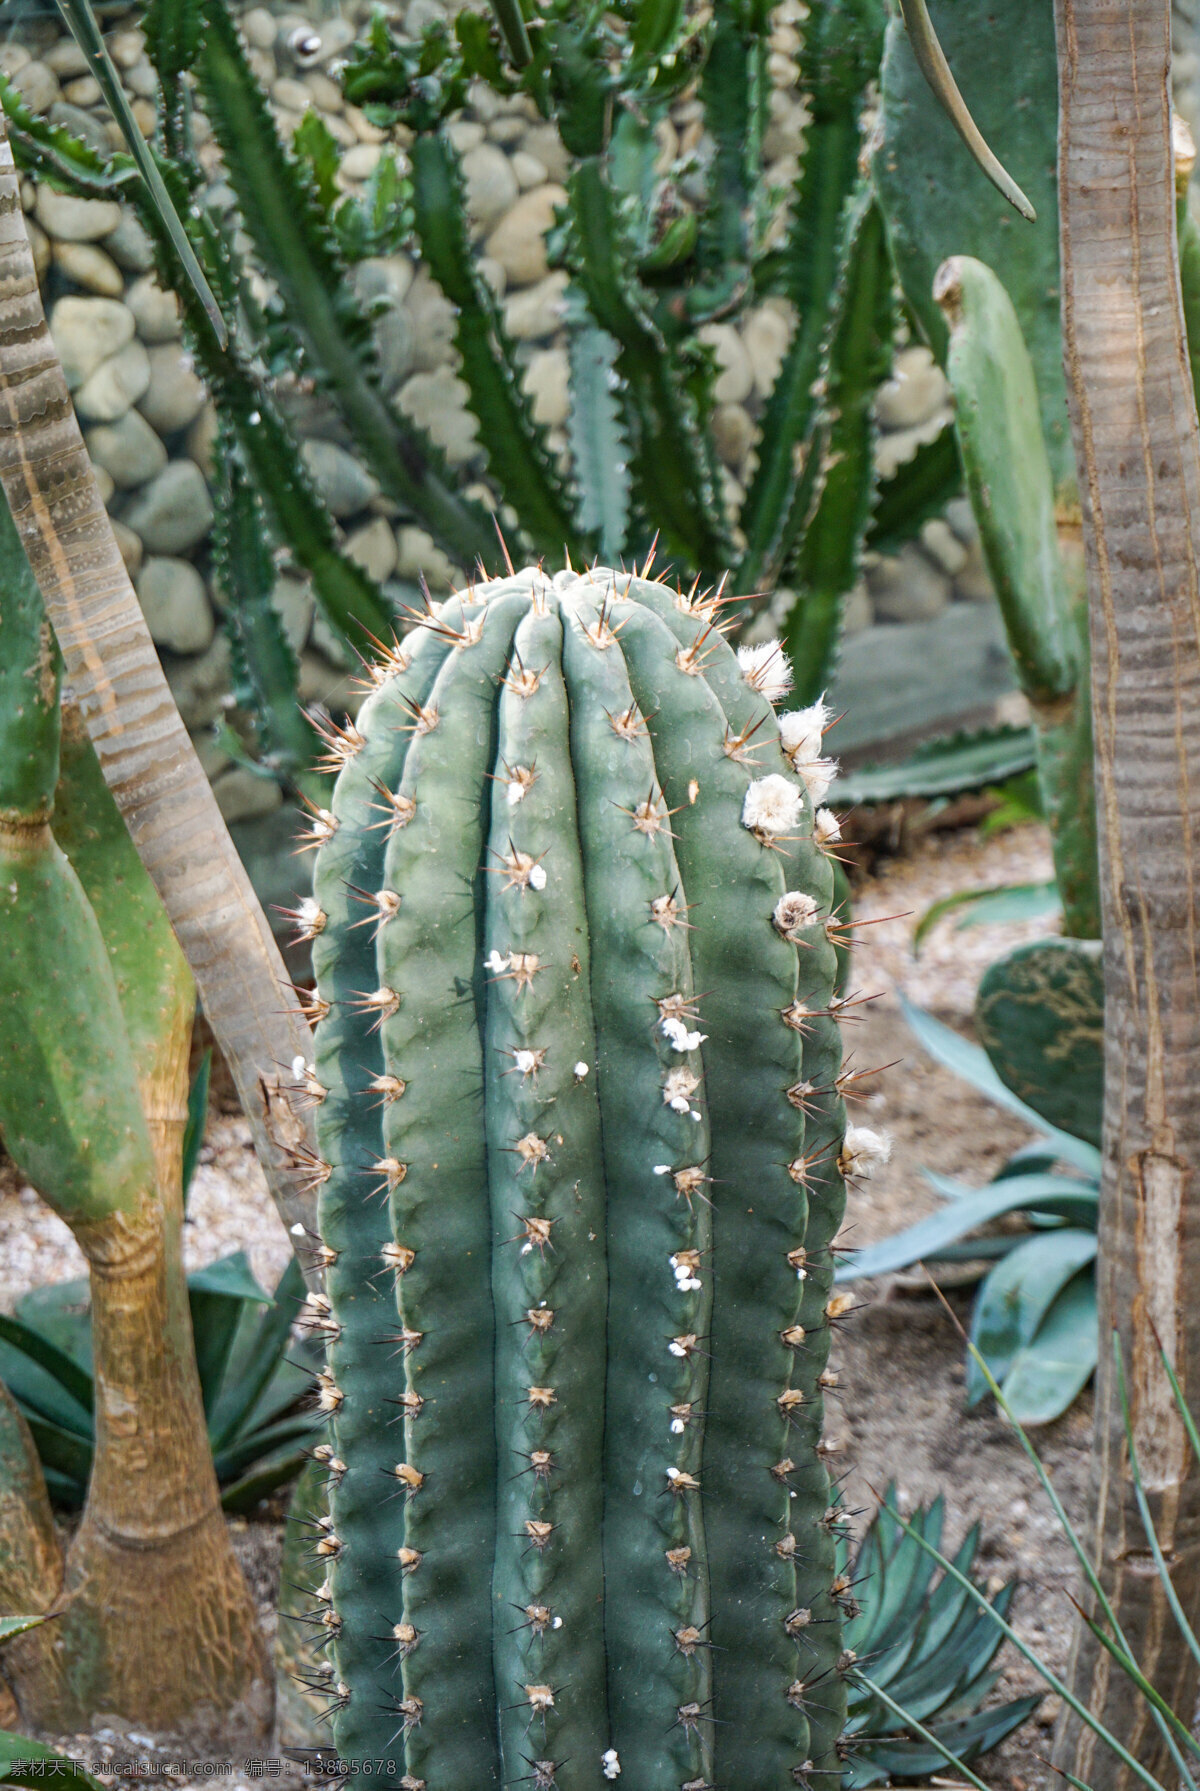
[742,773,804,837]
[737,639,793,704]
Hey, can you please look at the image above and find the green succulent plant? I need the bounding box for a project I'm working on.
[0,1249,318,1514]
[287,558,866,1785]
[839,1487,1038,1785]
[840,964,1104,1427]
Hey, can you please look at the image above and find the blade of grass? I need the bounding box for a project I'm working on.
[871,1490,1169,1791]
[851,1672,991,1789]
[54,0,227,347]
[1112,1333,1200,1668]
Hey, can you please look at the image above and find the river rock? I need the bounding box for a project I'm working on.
[36,186,121,243]
[109,517,143,577]
[511,150,548,191]
[395,524,459,591]
[301,439,380,516]
[51,240,124,298]
[11,59,59,114]
[164,635,230,730]
[137,556,214,653]
[49,295,134,387]
[405,268,457,372]
[86,409,168,489]
[698,322,753,405]
[462,143,519,233]
[212,765,284,824]
[123,459,214,554]
[138,342,207,434]
[345,514,398,582]
[743,303,792,397]
[48,100,112,157]
[24,218,50,285]
[397,367,480,467]
[876,345,948,431]
[483,184,566,287]
[272,575,315,650]
[127,275,182,343]
[46,40,89,76]
[522,124,570,184]
[103,211,155,273]
[868,544,952,622]
[75,340,151,423]
[503,270,568,342]
[522,347,569,427]
[710,402,755,471]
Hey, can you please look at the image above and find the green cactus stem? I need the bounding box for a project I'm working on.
[305,564,867,1788]
[935,254,1099,938]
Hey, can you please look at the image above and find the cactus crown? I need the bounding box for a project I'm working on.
[306,563,854,1787]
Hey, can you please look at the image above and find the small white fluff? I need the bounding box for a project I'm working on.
[292,1054,307,1079]
[813,806,842,845]
[742,774,804,838]
[291,1221,306,1236]
[574,1061,590,1079]
[839,1125,893,1179]
[653,1165,672,1177]
[773,890,820,940]
[778,696,830,764]
[514,1050,540,1075]
[661,1015,707,1052]
[506,779,527,807]
[737,639,793,704]
[671,1417,687,1435]
[669,1339,688,1358]
[668,1094,691,1114]
[794,756,838,807]
[602,1750,621,1780]
[483,948,509,974]
[528,863,547,891]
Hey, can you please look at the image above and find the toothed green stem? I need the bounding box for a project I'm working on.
[195,0,500,576]
[409,133,588,562]
[310,567,853,1786]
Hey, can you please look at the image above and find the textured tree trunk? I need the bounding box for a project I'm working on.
[1053,0,1200,1780]
[0,120,318,1263]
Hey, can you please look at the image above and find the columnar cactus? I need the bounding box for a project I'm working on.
[304,563,867,1787]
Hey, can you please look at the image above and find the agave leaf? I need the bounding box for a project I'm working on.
[913,880,1060,953]
[213,1416,318,1487]
[188,1249,273,1418]
[0,1614,51,1643]
[13,1278,91,1368]
[0,1732,105,1791]
[181,1049,211,1209]
[851,1693,1041,1775]
[0,1314,93,1417]
[998,1269,1098,1424]
[832,723,1037,805]
[898,995,1102,1177]
[20,1417,90,1501]
[967,1228,1098,1405]
[866,421,962,555]
[207,1254,308,1450]
[838,1175,1097,1283]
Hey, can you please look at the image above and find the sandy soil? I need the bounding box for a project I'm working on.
[0,819,1094,1789]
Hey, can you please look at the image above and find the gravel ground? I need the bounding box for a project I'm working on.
[1,816,1093,1788]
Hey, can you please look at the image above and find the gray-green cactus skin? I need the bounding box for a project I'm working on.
[303,565,857,1789]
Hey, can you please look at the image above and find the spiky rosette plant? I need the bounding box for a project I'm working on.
[298,560,880,1787]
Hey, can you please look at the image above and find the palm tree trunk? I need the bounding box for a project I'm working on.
[0,119,318,1262]
[1053,0,1200,1779]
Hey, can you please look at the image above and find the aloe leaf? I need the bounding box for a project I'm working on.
[839,1175,1097,1283]
[0,1314,93,1416]
[567,319,631,563]
[998,1269,1098,1424]
[832,723,1037,805]
[0,1615,50,1643]
[0,1732,105,1791]
[181,1049,210,1209]
[913,880,1061,952]
[967,1228,1097,1404]
[899,995,1102,1176]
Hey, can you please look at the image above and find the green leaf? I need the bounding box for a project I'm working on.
[998,1269,1098,1423]
[832,723,1037,805]
[976,938,1104,1147]
[898,995,1102,1177]
[188,1249,272,1418]
[455,10,514,89]
[913,879,1061,952]
[0,1732,105,1791]
[207,1254,307,1450]
[0,1615,51,1643]
[181,1049,210,1210]
[839,1175,1097,1283]
[852,1695,1041,1775]
[0,1313,93,1415]
[13,1279,91,1369]
[292,109,342,215]
[968,1228,1097,1405]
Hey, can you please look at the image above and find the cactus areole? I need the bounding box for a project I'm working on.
[306,564,863,1787]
